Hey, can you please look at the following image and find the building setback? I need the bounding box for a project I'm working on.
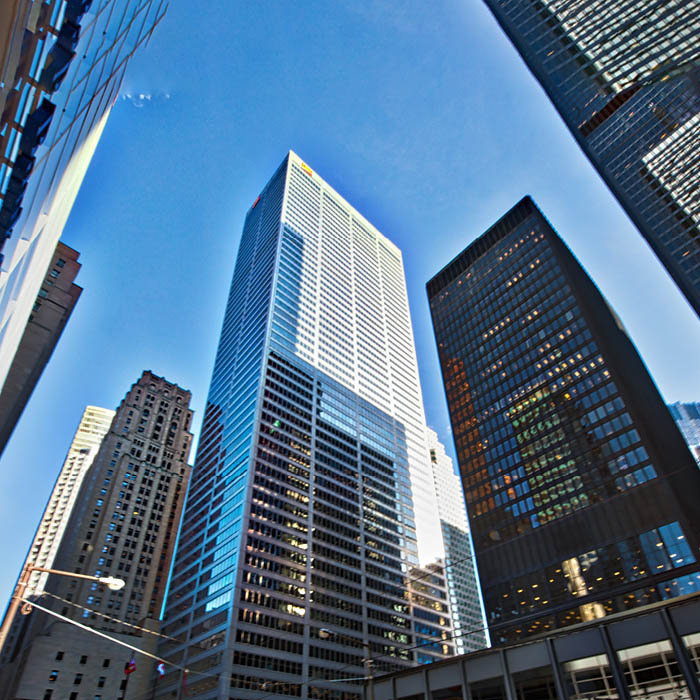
[0,371,193,700]
[0,404,114,665]
[427,196,700,644]
[480,0,700,317]
[157,151,450,700]
[0,242,82,455]
[426,428,488,653]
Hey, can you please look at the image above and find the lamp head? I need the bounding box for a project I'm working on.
[99,576,126,591]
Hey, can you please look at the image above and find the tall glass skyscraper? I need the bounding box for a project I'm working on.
[157,152,450,700]
[427,196,700,644]
[0,404,114,665]
[481,0,700,317]
[0,372,192,700]
[0,0,168,412]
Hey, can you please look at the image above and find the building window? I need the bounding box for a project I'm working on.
[48,671,58,682]
[103,659,110,668]
[55,651,64,661]
[56,259,65,267]
[80,655,88,664]
[43,691,53,700]
[98,677,106,688]
[74,673,83,684]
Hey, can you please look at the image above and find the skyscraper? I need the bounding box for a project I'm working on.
[481,0,700,317]
[426,428,488,653]
[668,402,700,464]
[0,242,82,455]
[0,371,193,700]
[0,0,167,415]
[405,562,454,665]
[427,196,700,644]
[157,151,449,700]
[0,403,114,664]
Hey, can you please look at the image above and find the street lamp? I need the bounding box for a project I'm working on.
[317,628,374,700]
[0,564,126,649]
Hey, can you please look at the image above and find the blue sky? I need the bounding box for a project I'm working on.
[0,0,698,608]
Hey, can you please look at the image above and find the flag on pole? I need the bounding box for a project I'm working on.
[124,656,136,675]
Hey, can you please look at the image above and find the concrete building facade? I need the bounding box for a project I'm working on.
[0,403,114,664]
[368,592,700,700]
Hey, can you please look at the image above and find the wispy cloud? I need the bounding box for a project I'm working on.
[120,91,171,108]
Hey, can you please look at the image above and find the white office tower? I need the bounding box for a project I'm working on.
[0,405,114,662]
[427,428,489,653]
[158,152,449,700]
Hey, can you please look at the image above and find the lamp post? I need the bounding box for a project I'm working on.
[318,628,374,700]
[0,564,125,650]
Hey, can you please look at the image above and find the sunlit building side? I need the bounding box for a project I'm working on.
[0,371,192,700]
[0,0,167,410]
[0,404,114,664]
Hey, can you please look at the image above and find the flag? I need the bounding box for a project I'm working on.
[124,657,136,675]
[156,662,165,677]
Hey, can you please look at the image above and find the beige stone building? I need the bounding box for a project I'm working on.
[0,404,115,664]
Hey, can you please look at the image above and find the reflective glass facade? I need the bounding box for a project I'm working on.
[158,152,450,700]
[668,401,700,464]
[427,197,700,644]
[481,0,700,317]
[0,0,167,401]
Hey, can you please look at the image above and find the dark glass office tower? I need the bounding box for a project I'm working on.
[427,196,700,644]
[481,0,700,317]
